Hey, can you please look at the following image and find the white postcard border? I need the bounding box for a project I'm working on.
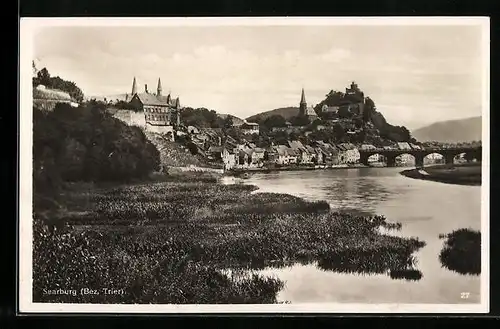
[18,17,490,314]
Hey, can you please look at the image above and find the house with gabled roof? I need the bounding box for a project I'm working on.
[208,146,237,170]
[271,145,296,165]
[410,143,422,150]
[288,140,313,164]
[240,121,260,135]
[397,142,412,151]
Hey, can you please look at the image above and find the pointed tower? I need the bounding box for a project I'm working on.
[131,77,137,95]
[175,97,181,126]
[157,78,162,96]
[299,88,307,116]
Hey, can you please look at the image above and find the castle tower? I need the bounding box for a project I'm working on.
[299,88,307,116]
[131,77,137,95]
[157,78,162,96]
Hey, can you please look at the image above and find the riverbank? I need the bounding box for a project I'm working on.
[399,162,481,186]
[226,162,419,175]
[226,163,368,175]
[33,171,426,304]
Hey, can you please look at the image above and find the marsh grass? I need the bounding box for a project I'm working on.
[439,228,481,275]
[400,163,481,186]
[33,175,427,304]
[389,269,423,281]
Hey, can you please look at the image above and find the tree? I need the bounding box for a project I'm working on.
[33,101,161,191]
[270,130,290,145]
[37,68,51,85]
[332,123,346,142]
[186,142,199,155]
[223,116,234,129]
[289,131,299,141]
[338,106,353,119]
[32,67,85,102]
[180,107,224,128]
[314,90,344,113]
[289,115,310,127]
[262,115,287,129]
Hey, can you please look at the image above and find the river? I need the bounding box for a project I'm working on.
[236,167,482,304]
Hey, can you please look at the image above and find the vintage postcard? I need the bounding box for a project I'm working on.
[19,17,489,313]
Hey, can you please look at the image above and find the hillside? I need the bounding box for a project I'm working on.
[218,113,245,126]
[412,116,482,143]
[246,82,413,144]
[143,132,208,168]
[246,107,299,123]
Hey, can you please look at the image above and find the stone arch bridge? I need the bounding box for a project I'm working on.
[359,146,482,168]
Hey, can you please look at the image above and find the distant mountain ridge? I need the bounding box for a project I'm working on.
[246,107,299,122]
[411,116,482,143]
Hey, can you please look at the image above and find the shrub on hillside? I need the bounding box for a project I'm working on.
[33,67,84,102]
[33,102,161,195]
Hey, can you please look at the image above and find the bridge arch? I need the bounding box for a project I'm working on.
[367,153,384,163]
[463,149,482,162]
[423,152,444,166]
[360,152,386,166]
[394,153,416,167]
[454,152,468,164]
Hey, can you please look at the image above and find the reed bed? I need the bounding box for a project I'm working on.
[439,228,481,275]
[33,176,427,304]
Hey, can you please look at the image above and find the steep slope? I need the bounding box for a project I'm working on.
[217,113,245,126]
[143,132,207,168]
[412,116,482,143]
[246,107,299,123]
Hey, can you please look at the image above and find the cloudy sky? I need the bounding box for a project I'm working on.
[33,23,485,129]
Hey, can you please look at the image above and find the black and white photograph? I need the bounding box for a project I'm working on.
[19,17,489,313]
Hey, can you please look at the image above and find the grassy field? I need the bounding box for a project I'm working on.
[33,171,427,304]
[400,162,481,186]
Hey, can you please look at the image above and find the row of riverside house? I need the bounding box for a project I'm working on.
[206,139,366,171]
[206,140,429,171]
[183,123,424,171]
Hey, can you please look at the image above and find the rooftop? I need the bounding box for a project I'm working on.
[134,92,179,107]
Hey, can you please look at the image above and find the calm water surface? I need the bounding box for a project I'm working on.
[231,167,482,304]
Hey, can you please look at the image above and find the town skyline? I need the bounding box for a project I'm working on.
[34,23,485,129]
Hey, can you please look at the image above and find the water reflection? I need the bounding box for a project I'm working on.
[438,228,481,276]
[243,168,481,303]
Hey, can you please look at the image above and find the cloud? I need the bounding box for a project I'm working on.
[33,25,484,123]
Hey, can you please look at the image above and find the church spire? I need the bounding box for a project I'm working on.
[299,88,307,117]
[157,78,162,96]
[300,88,306,105]
[131,77,137,95]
